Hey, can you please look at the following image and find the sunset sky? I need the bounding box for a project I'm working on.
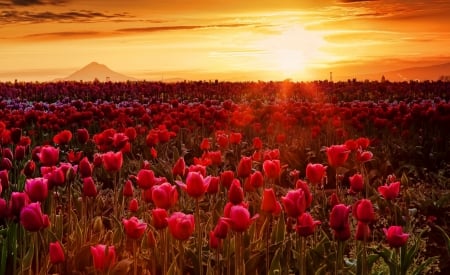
[0,0,449,82]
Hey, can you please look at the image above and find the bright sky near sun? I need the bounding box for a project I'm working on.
[0,0,449,81]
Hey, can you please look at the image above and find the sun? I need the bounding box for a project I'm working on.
[256,25,324,78]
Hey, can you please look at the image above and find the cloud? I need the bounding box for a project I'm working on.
[117,23,252,33]
[11,0,67,5]
[0,9,131,24]
[340,0,377,2]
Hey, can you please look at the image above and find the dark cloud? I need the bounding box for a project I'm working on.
[11,0,67,5]
[0,9,131,24]
[117,23,253,33]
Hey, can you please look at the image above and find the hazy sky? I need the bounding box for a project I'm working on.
[1,0,449,81]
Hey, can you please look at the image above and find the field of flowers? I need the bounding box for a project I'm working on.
[0,80,449,274]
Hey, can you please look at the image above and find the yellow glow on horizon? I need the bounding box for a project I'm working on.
[255,25,326,79]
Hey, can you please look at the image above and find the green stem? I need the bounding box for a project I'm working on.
[133,239,138,275]
[179,241,184,275]
[299,236,306,275]
[266,215,270,274]
[35,232,40,275]
[336,240,344,275]
[196,198,203,275]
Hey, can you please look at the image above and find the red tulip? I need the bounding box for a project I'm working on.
[200,138,210,151]
[20,202,50,232]
[207,176,220,194]
[355,221,371,241]
[356,137,370,149]
[151,182,178,209]
[76,128,89,144]
[383,226,409,248]
[326,145,350,168]
[228,179,244,205]
[38,146,59,166]
[216,133,228,149]
[136,169,156,190]
[349,173,364,193]
[24,177,48,202]
[252,137,263,150]
[209,231,222,250]
[329,204,351,231]
[296,212,321,237]
[188,164,206,177]
[11,128,22,144]
[0,198,7,218]
[168,212,195,241]
[207,150,222,166]
[152,208,169,230]
[123,180,134,197]
[237,156,252,178]
[178,172,209,199]
[128,198,138,212]
[281,189,306,218]
[261,188,281,216]
[124,127,137,141]
[220,170,235,189]
[90,244,116,271]
[102,151,123,172]
[344,139,358,151]
[353,199,375,223]
[172,157,186,178]
[263,159,281,179]
[378,181,400,200]
[112,133,129,149]
[356,150,373,163]
[23,160,36,178]
[224,205,258,232]
[122,216,147,239]
[78,157,93,178]
[306,163,326,185]
[249,171,264,189]
[83,177,97,197]
[53,130,72,145]
[213,217,229,239]
[49,241,65,264]
[9,192,29,217]
[333,224,351,241]
[43,167,65,189]
[14,145,26,161]
[229,132,242,145]
[295,179,313,208]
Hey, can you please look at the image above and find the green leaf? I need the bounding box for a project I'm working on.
[410,256,438,275]
[376,246,396,275]
[269,247,282,275]
[433,224,450,256]
[20,237,34,273]
[110,259,133,275]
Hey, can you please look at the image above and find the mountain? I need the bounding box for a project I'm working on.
[356,62,450,82]
[54,62,139,82]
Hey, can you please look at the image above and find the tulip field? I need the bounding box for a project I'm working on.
[0,80,449,274]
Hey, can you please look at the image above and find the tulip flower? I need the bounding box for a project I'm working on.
[224,205,258,232]
[172,157,186,178]
[38,146,59,166]
[282,189,307,218]
[200,138,210,151]
[261,188,281,216]
[378,181,401,200]
[178,172,209,199]
[330,204,351,231]
[356,150,373,163]
[263,159,281,179]
[128,198,138,212]
[355,221,371,241]
[306,163,326,185]
[220,170,235,189]
[53,130,72,145]
[384,226,409,248]
[349,173,364,193]
[14,145,26,161]
[228,179,244,205]
[123,180,134,197]
[76,128,89,144]
[356,137,370,149]
[237,156,252,178]
[188,164,206,177]
[20,202,50,232]
[168,212,195,241]
[249,171,264,189]
[0,198,7,219]
[151,208,169,230]
[295,179,313,208]
[102,151,123,172]
[207,150,222,166]
[353,199,375,224]
[209,231,222,250]
[10,192,29,217]
[326,145,350,168]
[213,217,229,239]
[207,176,220,194]
[78,157,93,178]
[136,169,156,190]
[90,244,116,271]
[23,160,36,178]
[24,177,48,202]
[49,241,65,264]
[43,167,65,189]
[151,182,178,209]
[252,137,263,150]
[296,212,321,237]
[229,132,242,145]
[122,216,147,239]
[83,177,97,197]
